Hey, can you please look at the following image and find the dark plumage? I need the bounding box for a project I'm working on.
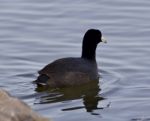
[35,29,106,88]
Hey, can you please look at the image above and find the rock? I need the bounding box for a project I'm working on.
[0,89,50,121]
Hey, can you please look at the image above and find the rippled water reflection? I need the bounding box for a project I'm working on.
[1,0,150,121]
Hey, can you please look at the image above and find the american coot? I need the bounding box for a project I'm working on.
[35,29,107,88]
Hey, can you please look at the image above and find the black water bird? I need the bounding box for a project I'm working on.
[35,29,107,87]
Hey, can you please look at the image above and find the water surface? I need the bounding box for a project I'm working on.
[0,0,150,121]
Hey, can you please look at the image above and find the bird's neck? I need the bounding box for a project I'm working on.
[81,44,97,61]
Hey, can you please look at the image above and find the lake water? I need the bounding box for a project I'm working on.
[0,0,150,121]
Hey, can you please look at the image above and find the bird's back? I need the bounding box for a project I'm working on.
[37,57,99,87]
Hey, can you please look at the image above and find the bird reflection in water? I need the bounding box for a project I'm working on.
[35,80,107,115]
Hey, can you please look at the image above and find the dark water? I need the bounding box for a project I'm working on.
[1,0,150,121]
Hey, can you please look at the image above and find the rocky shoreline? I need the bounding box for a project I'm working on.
[0,89,51,121]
